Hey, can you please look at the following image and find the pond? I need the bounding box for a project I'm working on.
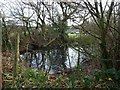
[20,47,86,71]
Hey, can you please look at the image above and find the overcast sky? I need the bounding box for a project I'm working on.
[0,0,118,9]
[0,0,119,18]
[0,0,118,6]
[0,0,118,11]
[0,0,119,25]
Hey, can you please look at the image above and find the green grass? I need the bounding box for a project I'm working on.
[68,34,80,38]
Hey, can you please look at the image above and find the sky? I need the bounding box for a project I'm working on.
[0,0,118,6]
[0,0,118,9]
[0,0,119,26]
[0,0,118,14]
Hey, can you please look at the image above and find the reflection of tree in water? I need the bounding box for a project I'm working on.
[50,47,67,69]
[20,46,67,71]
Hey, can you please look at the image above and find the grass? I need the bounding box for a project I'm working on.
[68,33,80,39]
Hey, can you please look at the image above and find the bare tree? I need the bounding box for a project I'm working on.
[114,3,120,70]
[83,0,115,69]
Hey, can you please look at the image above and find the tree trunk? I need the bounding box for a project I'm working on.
[0,13,2,89]
[100,40,113,69]
[115,5,120,70]
[0,52,2,89]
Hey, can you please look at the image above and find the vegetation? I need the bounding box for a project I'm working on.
[0,0,120,89]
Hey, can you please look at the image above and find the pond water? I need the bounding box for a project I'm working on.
[20,47,86,70]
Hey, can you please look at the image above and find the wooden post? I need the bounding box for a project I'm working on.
[13,32,20,81]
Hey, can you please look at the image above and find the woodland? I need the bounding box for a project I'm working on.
[0,0,120,89]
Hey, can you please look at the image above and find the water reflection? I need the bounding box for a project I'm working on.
[20,48,85,70]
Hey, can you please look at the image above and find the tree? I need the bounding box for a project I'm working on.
[83,0,115,69]
[114,3,120,70]
[21,1,83,68]
[22,0,48,40]
[46,1,82,68]
[0,11,2,90]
